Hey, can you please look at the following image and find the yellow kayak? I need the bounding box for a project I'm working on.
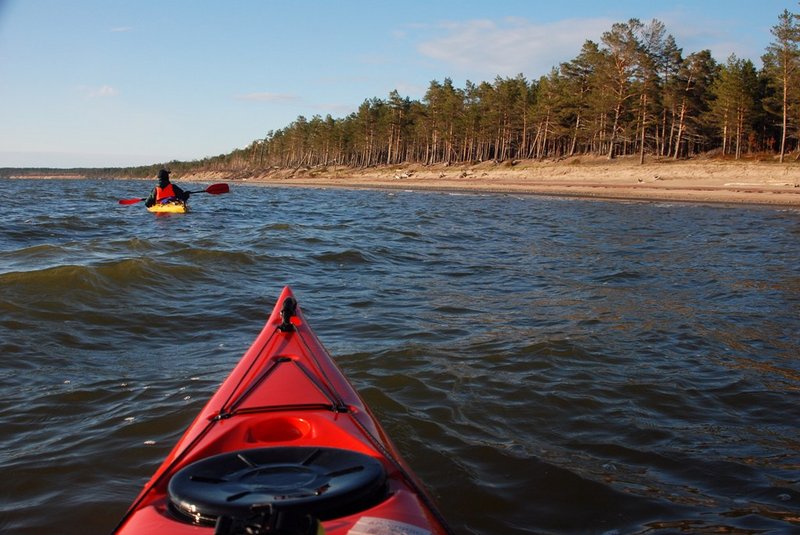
[147,201,188,214]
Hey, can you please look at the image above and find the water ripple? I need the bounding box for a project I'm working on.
[0,180,799,534]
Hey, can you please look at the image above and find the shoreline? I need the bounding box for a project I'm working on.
[7,157,800,207]
[183,158,800,207]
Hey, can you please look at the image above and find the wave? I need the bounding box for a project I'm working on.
[592,270,647,283]
[0,243,70,273]
[1,257,201,294]
[171,247,258,266]
[312,249,371,264]
[0,243,268,292]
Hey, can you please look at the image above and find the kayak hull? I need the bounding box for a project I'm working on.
[147,201,188,213]
[113,287,450,535]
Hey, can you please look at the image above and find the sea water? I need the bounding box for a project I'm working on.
[1,178,799,533]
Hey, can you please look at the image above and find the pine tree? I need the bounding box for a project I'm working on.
[762,9,800,162]
[710,55,759,159]
[560,41,603,156]
[673,51,718,158]
[599,19,645,159]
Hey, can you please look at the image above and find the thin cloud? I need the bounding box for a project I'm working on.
[416,14,763,79]
[235,92,299,103]
[79,85,119,98]
[657,11,762,65]
[110,26,133,32]
[416,17,615,78]
[392,82,427,96]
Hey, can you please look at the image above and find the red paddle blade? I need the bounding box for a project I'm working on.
[205,183,229,195]
[118,198,144,205]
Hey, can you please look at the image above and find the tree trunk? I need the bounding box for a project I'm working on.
[722,122,728,156]
[780,70,788,163]
[608,103,622,159]
[735,107,743,160]
[570,113,582,156]
[639,93,648,165]
[673,97,687,159]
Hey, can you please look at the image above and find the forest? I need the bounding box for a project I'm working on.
[15,9,798,179]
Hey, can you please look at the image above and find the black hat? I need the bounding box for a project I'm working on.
[157,168,171,180]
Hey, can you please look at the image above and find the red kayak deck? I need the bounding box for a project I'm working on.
[113,287,450,535]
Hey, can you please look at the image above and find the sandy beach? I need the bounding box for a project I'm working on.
[181,157,800,207]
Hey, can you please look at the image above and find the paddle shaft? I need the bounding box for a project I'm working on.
[118,183,229,205]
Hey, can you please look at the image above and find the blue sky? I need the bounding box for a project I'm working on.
[0,0,794,168]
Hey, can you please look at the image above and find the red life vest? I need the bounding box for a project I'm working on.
[156,183,177,202]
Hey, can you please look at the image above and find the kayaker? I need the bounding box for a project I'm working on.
[144,168,191,207]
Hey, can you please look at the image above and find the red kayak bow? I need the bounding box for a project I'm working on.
[113,287,452,535]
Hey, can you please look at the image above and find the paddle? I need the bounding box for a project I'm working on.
[118,183,230,205]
